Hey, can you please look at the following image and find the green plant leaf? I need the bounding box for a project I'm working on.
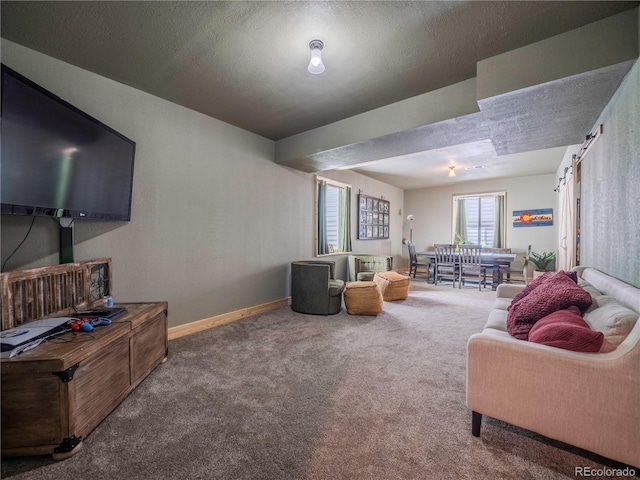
[530,250,556,270]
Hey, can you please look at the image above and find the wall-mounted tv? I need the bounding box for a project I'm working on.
[1,64,135,221]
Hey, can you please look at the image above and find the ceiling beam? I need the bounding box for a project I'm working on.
[275,9,639,174]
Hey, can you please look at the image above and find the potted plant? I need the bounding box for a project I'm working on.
[529,250,556,276]
[454,233,471,247]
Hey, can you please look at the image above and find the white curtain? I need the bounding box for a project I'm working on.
[558,171,575,271]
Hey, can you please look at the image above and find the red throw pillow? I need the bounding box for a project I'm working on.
[508,271,554,306]
[507,272,592,340]
[508,270,578,308]
[528,306,604,352]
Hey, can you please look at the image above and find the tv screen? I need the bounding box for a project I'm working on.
[1,64,135,221]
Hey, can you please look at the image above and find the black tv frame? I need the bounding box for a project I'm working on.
[1,64,136,264]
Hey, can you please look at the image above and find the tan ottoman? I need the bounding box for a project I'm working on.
[373,271,410,301]
[343,281,383,315]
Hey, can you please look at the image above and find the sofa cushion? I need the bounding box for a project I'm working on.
[577,279,603,299]
[583,295,639,347]
[528,306,604,352]
[359,259,390,270]
[507,272,592,340]
[356,272,376,281]
[492,297,512,312]
[581,267,640,314]
[485,308,509,332]
[577,279,604,313]
[328,279,345,297]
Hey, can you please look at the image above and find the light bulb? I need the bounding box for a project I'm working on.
[308,40,325,74]
[310,53,322,67]
[449,166,456,177]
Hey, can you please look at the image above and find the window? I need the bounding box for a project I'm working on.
[316,177,352,255]
[452,192,506,247]
[325,184,340,249]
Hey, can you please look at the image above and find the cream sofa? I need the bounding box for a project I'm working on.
[467,267,640,468]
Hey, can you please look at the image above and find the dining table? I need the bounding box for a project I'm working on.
[416,250,516,290]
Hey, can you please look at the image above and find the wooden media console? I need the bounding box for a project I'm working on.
[1,259,168,459]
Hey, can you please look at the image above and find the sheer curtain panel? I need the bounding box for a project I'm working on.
[558,171,575,271]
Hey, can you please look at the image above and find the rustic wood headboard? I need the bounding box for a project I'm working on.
[1,258,112,330]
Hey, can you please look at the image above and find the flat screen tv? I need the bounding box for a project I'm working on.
[1,64,135,221]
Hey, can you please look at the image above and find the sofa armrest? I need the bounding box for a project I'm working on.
[467,331,640,468]
[495,283,525,299]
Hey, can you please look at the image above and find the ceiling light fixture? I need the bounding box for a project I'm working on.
[448,166,456,177]
[308,39,325,74]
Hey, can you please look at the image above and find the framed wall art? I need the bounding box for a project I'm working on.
[513,208,554,227]
[357,194,390,239]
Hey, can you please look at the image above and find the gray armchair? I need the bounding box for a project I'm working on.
[290,261,345,315]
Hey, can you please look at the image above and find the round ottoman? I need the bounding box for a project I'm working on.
[343,281,383,315]
[373,271,410,301]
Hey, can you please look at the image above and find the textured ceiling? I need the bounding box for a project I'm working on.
[1,1,636,141]
[1,1,638,189]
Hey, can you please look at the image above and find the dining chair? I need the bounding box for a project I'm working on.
[434,244,458,287]
[499,245,531,285]
[407,243,431,280]
[458,244,486,290]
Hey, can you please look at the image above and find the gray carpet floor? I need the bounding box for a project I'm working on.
[1,281,629,479]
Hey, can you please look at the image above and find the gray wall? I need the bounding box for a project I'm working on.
[318,169,405,279]
[0,40,404,327]
[2,39,637,328]
[403,174,558,261]
[578,58,640,287]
